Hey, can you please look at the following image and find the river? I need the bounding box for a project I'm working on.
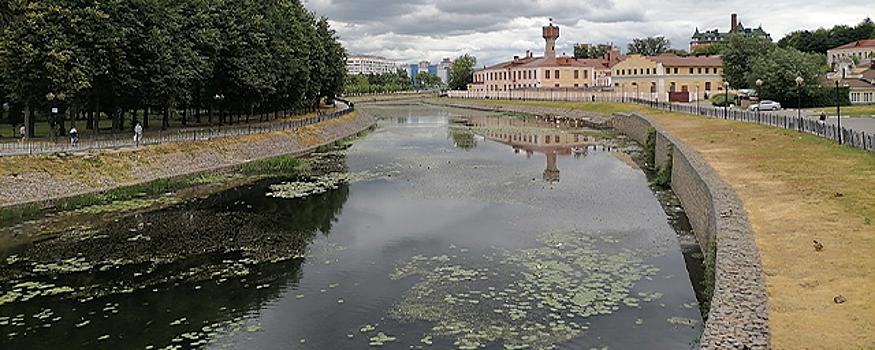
[0,103,703,350]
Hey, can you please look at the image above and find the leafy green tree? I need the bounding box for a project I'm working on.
[721,34,776,88]
[748,47,824,107]
[573,44,612,59]
[691,43,727,56]
[626,36,671,56]
[778,18,875,53]
[415,73,443,89]
[448,54,476,90]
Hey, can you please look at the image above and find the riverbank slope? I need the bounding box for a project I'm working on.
[0,113,375,208]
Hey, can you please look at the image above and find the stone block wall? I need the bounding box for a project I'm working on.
[612,112,770,350]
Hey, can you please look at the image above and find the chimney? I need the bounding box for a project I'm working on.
[542,18,560,59]
[731,13,738,32]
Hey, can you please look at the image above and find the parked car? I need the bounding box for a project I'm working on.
[748,100,781,111]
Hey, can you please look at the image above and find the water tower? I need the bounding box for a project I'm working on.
[543,18,559,59]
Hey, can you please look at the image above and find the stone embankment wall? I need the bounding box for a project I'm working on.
[0,114,375,208]
[612,112,770,350]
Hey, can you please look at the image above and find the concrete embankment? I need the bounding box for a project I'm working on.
[612,112,770,350]
[0,113,375,208]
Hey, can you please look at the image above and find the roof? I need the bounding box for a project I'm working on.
[861,68,875,81]
[842,78,875,89]
[617,54,723,67]
[480,56,612,71]
[830,39,875,51]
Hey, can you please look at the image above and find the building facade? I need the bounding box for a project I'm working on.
[346,55,403,75]
[467,22,618,96]
[690,13,770,51]
[611,54,724,102]
[827,40,875,68]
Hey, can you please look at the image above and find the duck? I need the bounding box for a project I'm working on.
[813,240,824,251]
[719,209,733,218]
[834,295,846,304]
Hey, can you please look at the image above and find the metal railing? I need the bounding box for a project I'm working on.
[0,103,355,156]
[447,93,873,152]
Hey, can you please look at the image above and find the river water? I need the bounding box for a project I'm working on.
[0,104,703,349]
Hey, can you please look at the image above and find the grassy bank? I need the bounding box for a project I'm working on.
[452,98,875,350]
[807,104,875,116]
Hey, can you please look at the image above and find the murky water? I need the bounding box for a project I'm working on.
[0,104,703,349]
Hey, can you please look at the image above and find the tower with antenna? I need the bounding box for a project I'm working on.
[543,18,559,59]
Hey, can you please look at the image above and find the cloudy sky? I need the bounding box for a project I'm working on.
[303,0,872,67]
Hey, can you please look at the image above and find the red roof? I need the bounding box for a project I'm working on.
[842,78,875,89]
[481,56,611,71]
[830,39,875,51]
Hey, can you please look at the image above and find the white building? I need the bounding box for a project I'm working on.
[346,55,403,75]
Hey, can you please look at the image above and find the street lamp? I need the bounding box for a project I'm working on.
[214,94,225,126]
[755,79,763,120]
[632,82,639,102]
[831,75,843,144]
[795,76,804,120]
[723,81,729,119]
[695,83,700,114]
[3,103,10,137]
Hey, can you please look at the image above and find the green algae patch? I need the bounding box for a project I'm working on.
[378,229,661,350]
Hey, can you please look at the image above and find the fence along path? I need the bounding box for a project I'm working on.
[0,101,355,157]
[448,92,874,152]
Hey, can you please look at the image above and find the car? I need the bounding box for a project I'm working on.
[748,100,781,111]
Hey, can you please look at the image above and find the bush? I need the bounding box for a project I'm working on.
[710,93,738,107]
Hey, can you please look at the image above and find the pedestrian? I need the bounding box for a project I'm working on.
[18,125,25,142]
[133,122,143,145]
[69,126,78,147]
[818,112,826,124]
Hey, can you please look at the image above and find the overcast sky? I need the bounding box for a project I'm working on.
[303,0,873,67]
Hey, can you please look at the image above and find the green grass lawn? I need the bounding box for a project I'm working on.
[807,104,875,116]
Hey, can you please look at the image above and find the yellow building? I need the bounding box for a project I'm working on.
[611,54,724,102]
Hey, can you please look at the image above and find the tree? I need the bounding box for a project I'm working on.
[447,54,476,90]
[691,43,728,56]
[778,18,875,54]
[573,44,612,59]
[721,34,776,89]
[415,73,443,89]
[626,36,671,56]
[748,47,824,107]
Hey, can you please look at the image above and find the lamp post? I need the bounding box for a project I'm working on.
[632,82,639,102]
[723,81,729,119]
[795,76,804,120]
[3,103,10,137]
[755,79,763,120]
[621,84,625,103]
[214,94,225,126]
[831,75,843,144]
[695,83,700,114]
[46,92,59,142]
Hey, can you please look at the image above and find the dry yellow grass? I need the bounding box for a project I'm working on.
[469,100,875,349]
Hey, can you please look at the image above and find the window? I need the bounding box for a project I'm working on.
[670,82,676,92]
[674,68,679,74]
[555,70,560,78]
[634,69,638,75]
[698,68,702,74]
[574,70,579,79]
[705,82,712,90]
[546,70,550,79]
[555,83,560,87]
[689,68,694,74]
[574,83,579,87]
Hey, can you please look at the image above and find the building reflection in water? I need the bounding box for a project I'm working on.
[457,115,602,182]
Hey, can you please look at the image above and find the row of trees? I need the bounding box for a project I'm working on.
[721,34,848,107]
[344,70,413,95]
[779,18,875,55]
[0,0,346,137]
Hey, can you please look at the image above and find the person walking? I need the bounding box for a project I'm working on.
[18,125,25,142]
[69,126,79,147]
[133,122,143,146]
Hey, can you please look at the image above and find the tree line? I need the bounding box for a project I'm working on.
[0,0,346,137]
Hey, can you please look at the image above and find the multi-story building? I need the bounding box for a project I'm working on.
[827,39,875,69]
[611,54,724,102]
[467,21,619,95]
[690,13,770,51]
[346,55,403,75]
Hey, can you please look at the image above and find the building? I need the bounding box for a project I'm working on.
[346,55,403,75]
[690,13,771,51]
[611,54,724,102]
[467,20,620,96]
[827,39,875,69]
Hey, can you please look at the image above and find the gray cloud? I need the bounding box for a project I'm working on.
[309,0,873,66]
